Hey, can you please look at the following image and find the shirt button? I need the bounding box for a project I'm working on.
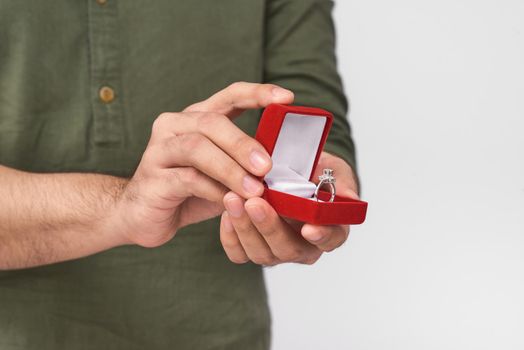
[99,86,115,104]
[96,0,107,5]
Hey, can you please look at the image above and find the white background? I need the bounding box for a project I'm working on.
[266,0,524,349]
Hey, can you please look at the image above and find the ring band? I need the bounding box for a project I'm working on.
[314,168,336,202]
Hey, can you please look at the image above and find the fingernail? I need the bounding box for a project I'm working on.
[222,212,234,231]
[225,197,244,218]
[247,205,266,223]
[303,227,324,242]
[243,175,263,195]
[271,87,293,100]
[250,150,270,171]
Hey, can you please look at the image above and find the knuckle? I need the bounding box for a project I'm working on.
[183,102,200,113]
[224,156,242,175]
[265,258,280,267]
[221,240,237,251]
[220,234,238,250]
[229,256,249,264]
[251,253,275,266]
[280,248,305,263]
[235,220,253,232]
[229,81,247,90]
[259,224,278,238]
[177,167,199,185]
[152,112,173,133]
[231,135,255,154]
[322,241,343,252]
[141,144,159,165]
[257,83,274,93]
[159,168,177,186]
[323,235,347,252]
[322,246,337,253]
[178,133,206,151]
[140,145,167,173]
[177,167,200,182]
[163,135,179,150]
[258,83,277,100]
[250,257,264,265]
[302,253,322,265]
[197,112,226,130]
[220,230,240,249]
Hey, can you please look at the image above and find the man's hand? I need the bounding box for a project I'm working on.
[0,82,293,270]
[0,81,356,270]
[219,151,359,265]
[112,82,294,247]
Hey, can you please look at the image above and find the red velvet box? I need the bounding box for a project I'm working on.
[255,104,368,225]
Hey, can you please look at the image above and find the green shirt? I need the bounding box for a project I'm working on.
[0,1,356,349]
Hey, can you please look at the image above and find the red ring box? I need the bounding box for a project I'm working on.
[255,104,368,225]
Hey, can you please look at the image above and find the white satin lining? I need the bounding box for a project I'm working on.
[265,164,317,198]
[264,113,326,198]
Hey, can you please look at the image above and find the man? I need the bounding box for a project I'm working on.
[0,1,359,349]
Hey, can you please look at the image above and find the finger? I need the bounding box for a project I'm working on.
[157,167,227,203]
[313,167,358,199]
[133,167,227,206]
[244,197,322,264]
[315,152,359,198]
[184,82,294,118]
[301,224,350,252]
[147,134,265,199]
[223,192,278,266]
[153,112,272,176]
[220,212,250,264]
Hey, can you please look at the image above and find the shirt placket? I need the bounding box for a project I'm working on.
[88,0,125,145]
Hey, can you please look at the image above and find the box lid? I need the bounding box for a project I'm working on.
[255,104,333,184]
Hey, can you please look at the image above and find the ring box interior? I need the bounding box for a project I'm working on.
[255,104,368,225]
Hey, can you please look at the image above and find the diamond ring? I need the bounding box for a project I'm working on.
[314,168,336,202]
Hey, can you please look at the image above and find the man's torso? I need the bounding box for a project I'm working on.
[0,1,270,349]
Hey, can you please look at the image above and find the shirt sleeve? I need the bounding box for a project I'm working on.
[263,0,359,180]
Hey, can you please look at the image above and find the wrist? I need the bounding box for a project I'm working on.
[97,178,134,248]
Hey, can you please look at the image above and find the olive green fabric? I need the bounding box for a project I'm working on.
[0,1,356,349]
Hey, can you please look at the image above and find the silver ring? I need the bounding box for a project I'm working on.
[314,168,336,202]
